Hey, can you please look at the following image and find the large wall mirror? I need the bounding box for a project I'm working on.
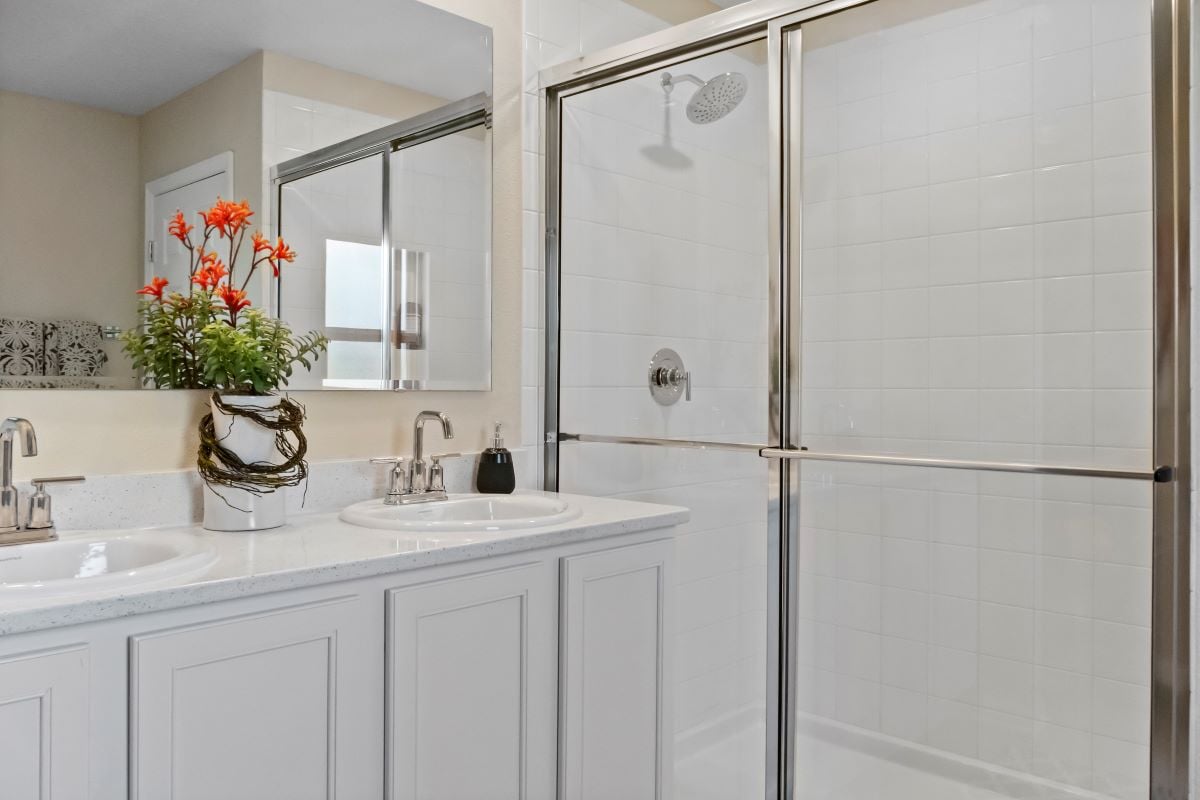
[0,0,492,391]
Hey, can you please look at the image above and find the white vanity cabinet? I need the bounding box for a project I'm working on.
[560,540,674,800]
[129,595,379,800]
[386,561,557,800]
[0,523,678,800]
[0,646,90,800]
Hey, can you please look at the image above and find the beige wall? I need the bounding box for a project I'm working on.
[5,0,522,476]
[0,90,141,334]
[139,52,264,214]
[263,52,450,120]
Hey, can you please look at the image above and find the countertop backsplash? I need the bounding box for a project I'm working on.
[17,447,539,532]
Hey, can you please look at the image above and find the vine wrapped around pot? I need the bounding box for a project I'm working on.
[121,198,328,529]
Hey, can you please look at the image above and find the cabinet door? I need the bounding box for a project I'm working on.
[130,596,375,800]
[387,562,556,800]
[0,646,89,800]
[561,539,674,800]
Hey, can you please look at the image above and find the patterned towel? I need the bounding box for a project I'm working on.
[45,320,107,377]
[0,318,45,376]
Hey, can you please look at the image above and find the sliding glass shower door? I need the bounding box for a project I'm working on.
[544,0,1185,798]
[786,2,1158,797]
[553,40,775,799]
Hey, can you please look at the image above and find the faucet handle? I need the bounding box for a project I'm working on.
[30,475,86,487]
[26,476,84,531]
[370,457,412,497]
[428,453,461,494]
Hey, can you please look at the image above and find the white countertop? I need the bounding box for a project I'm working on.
[0,492,688,636]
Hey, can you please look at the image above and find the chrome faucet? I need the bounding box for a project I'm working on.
[412,411,454,494]
[0,418,39,540]
[372,411,458,505]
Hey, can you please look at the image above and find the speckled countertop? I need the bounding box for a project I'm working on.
[0,492,688,636]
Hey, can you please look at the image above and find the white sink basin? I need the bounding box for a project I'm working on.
[0,530,217,597]
[340,493,580,532]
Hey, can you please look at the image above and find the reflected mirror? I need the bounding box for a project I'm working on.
[0,0,492,390]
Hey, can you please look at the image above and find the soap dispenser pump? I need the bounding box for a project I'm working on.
[476,422,515,494]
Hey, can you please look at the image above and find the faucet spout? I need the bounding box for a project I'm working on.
[0,418,36,533]
[412,411,454,465]
[411,411,454,494]
[0,417,36,488]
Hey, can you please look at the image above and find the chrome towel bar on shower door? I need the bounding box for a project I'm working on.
[759,448,1167,482]
[557,432,1167,481]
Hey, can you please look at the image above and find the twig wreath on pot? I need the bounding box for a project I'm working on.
[121,198,328,531]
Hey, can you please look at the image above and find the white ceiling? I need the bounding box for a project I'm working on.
[0,0,491,115]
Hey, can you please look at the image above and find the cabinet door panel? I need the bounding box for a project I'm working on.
[387,563,555,800]
[0,646,89,800]
[561,540,673,800]
[131,597,372,800]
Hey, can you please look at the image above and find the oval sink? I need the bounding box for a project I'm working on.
[0,530,218,597]
[340,493,580,532]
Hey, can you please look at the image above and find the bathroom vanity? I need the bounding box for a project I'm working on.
[0,493,686,800]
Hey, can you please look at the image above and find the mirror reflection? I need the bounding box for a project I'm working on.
[0,0,492,390]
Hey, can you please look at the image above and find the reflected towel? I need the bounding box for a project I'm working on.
[45,320,107,377]
[0,318,45,376]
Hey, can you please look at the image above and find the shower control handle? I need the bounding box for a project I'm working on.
[648,348,690,405]
[652,367,691,401]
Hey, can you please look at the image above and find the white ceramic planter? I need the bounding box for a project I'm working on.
[202,394,286,532]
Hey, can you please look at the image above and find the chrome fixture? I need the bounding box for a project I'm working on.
[0,418,76,546]
[427,452,460,494]
[372,411,456,505]
[21,476,85,541]
[0,417,36,535]
[648,348,691,405]
[660,71,748,123]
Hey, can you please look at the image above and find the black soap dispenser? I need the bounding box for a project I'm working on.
[477,422,516,494]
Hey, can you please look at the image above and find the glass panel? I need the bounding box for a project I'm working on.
[798,0,1154,474]
[795,459,1151,800]
[793,1,1155,798]
[559,443,770,799]
[389,125,492,390]
[557,40,771,799]
[558,41,770,443]
[279,154,384,389]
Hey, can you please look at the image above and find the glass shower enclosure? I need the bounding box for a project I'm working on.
[541,1,1189,798]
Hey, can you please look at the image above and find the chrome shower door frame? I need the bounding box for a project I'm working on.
[540,0,1191,798]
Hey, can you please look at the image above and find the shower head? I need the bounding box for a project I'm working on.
[661,71,748,124]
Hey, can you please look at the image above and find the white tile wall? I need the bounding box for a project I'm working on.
[797,1,1154,796]
[521,0,672,455]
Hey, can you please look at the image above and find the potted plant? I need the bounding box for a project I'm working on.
[122,198,328,531]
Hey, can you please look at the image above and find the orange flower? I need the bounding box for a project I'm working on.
[168,210,193,243]
[267,237,296,276]
[137,276,169,301]
[252,230,272,254]
[218,284,251,315]
[191,259,229,291]
[224,199,253,235]
[200,197,254,238]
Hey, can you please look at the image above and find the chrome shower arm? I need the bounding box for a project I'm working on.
[661,72,705,90]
